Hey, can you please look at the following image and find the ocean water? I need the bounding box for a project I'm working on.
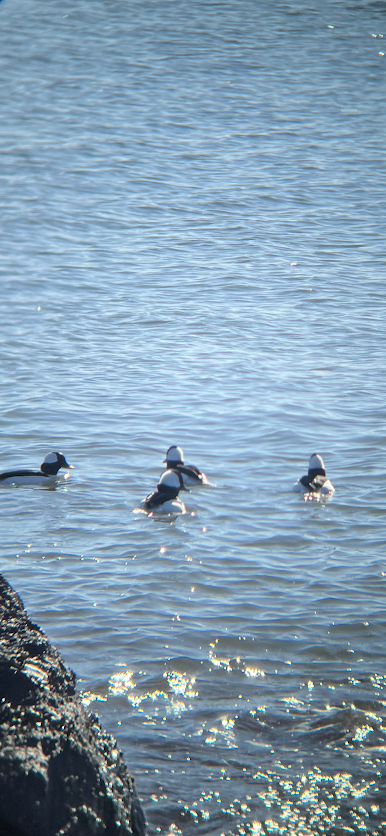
[1,0,386,833]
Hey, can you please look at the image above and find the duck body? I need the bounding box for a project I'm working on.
[293,453,335,496]
[163,446,210,487]
[0,452,72,487]
[143,469,187,514]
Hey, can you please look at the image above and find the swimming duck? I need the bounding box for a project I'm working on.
[143,469,187,514]
[163,445,210,487]
[293,453,335,496]
[0,452,72,487]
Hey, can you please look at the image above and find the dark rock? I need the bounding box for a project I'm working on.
[0,575,146,836]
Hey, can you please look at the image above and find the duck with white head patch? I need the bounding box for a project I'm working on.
[143,469,188,514]
[293,453,335,496]
[163,445,210,487]
[0,452,73,487]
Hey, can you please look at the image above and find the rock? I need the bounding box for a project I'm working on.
[0,574,146,836]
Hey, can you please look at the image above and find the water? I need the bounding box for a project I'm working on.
[1,0,386,833]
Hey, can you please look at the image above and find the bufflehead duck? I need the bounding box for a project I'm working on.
[143,469,187,514]
[0,452,72,487]
[163,446,210,487]
[293,453,335,496]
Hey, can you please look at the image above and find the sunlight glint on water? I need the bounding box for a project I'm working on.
[1,0,386,833]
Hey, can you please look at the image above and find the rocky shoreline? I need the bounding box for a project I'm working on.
[0,574,146,836]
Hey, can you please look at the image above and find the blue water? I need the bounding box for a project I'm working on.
[1,0,386,833]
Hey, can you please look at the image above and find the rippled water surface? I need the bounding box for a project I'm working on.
[1,0,386,833]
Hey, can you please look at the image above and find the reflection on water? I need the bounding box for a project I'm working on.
[1,0,386,832]
[84,647,386,834]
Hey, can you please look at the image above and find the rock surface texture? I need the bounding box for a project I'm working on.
[0,574,146,836]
